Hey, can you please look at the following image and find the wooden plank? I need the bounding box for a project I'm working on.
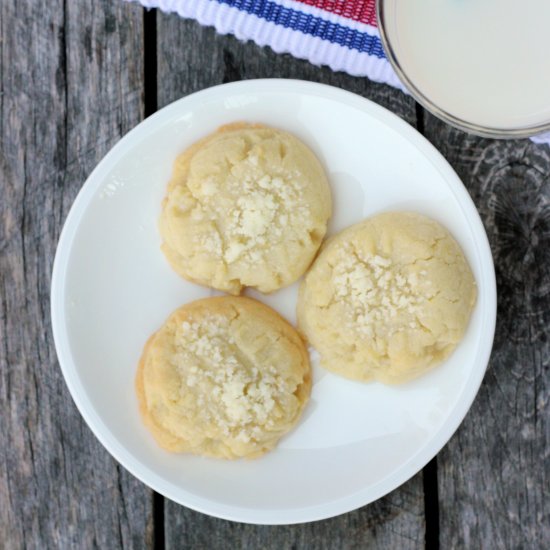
[156,14,417,127]
[422,121,550,548]
[161,481,423,550]
[156,14,425,548]
[0,1,154,548]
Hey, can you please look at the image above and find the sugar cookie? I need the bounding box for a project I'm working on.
[137,297,311,459]
[297,212,477,383]
[159,123,331,294]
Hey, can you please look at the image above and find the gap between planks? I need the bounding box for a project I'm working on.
[143,7,164,549]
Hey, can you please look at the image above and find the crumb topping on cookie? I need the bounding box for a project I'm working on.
[192,168,311,267]
[332,247,427,338]
[176,316,288,441]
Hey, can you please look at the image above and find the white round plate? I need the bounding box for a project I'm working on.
[51,79,496,525]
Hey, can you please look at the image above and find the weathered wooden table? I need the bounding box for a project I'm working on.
[1,1,548,548]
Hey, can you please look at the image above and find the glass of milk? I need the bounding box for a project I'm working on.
[377,0,550,137]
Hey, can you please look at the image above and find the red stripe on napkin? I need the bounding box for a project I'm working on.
[292,0,378,26]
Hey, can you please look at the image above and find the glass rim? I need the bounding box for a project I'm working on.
[376,0,550,139]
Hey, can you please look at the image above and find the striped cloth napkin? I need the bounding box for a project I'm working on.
[130,0,549,144]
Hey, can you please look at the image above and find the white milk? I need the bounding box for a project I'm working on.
[382,0,550,130]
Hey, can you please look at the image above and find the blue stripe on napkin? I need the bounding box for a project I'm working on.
[213,0,386,57]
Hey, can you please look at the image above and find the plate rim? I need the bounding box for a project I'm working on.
[51,78,497,525]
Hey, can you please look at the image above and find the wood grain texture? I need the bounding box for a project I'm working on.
[162,481,423,550]
[156,14,425,549]
[0,1,153,548]
[422,121,550,549]
[155,13,417,127]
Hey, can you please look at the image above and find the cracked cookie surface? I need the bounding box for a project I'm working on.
[159,123,332,294]
[297,212,477,384]
[136,297,311,459]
